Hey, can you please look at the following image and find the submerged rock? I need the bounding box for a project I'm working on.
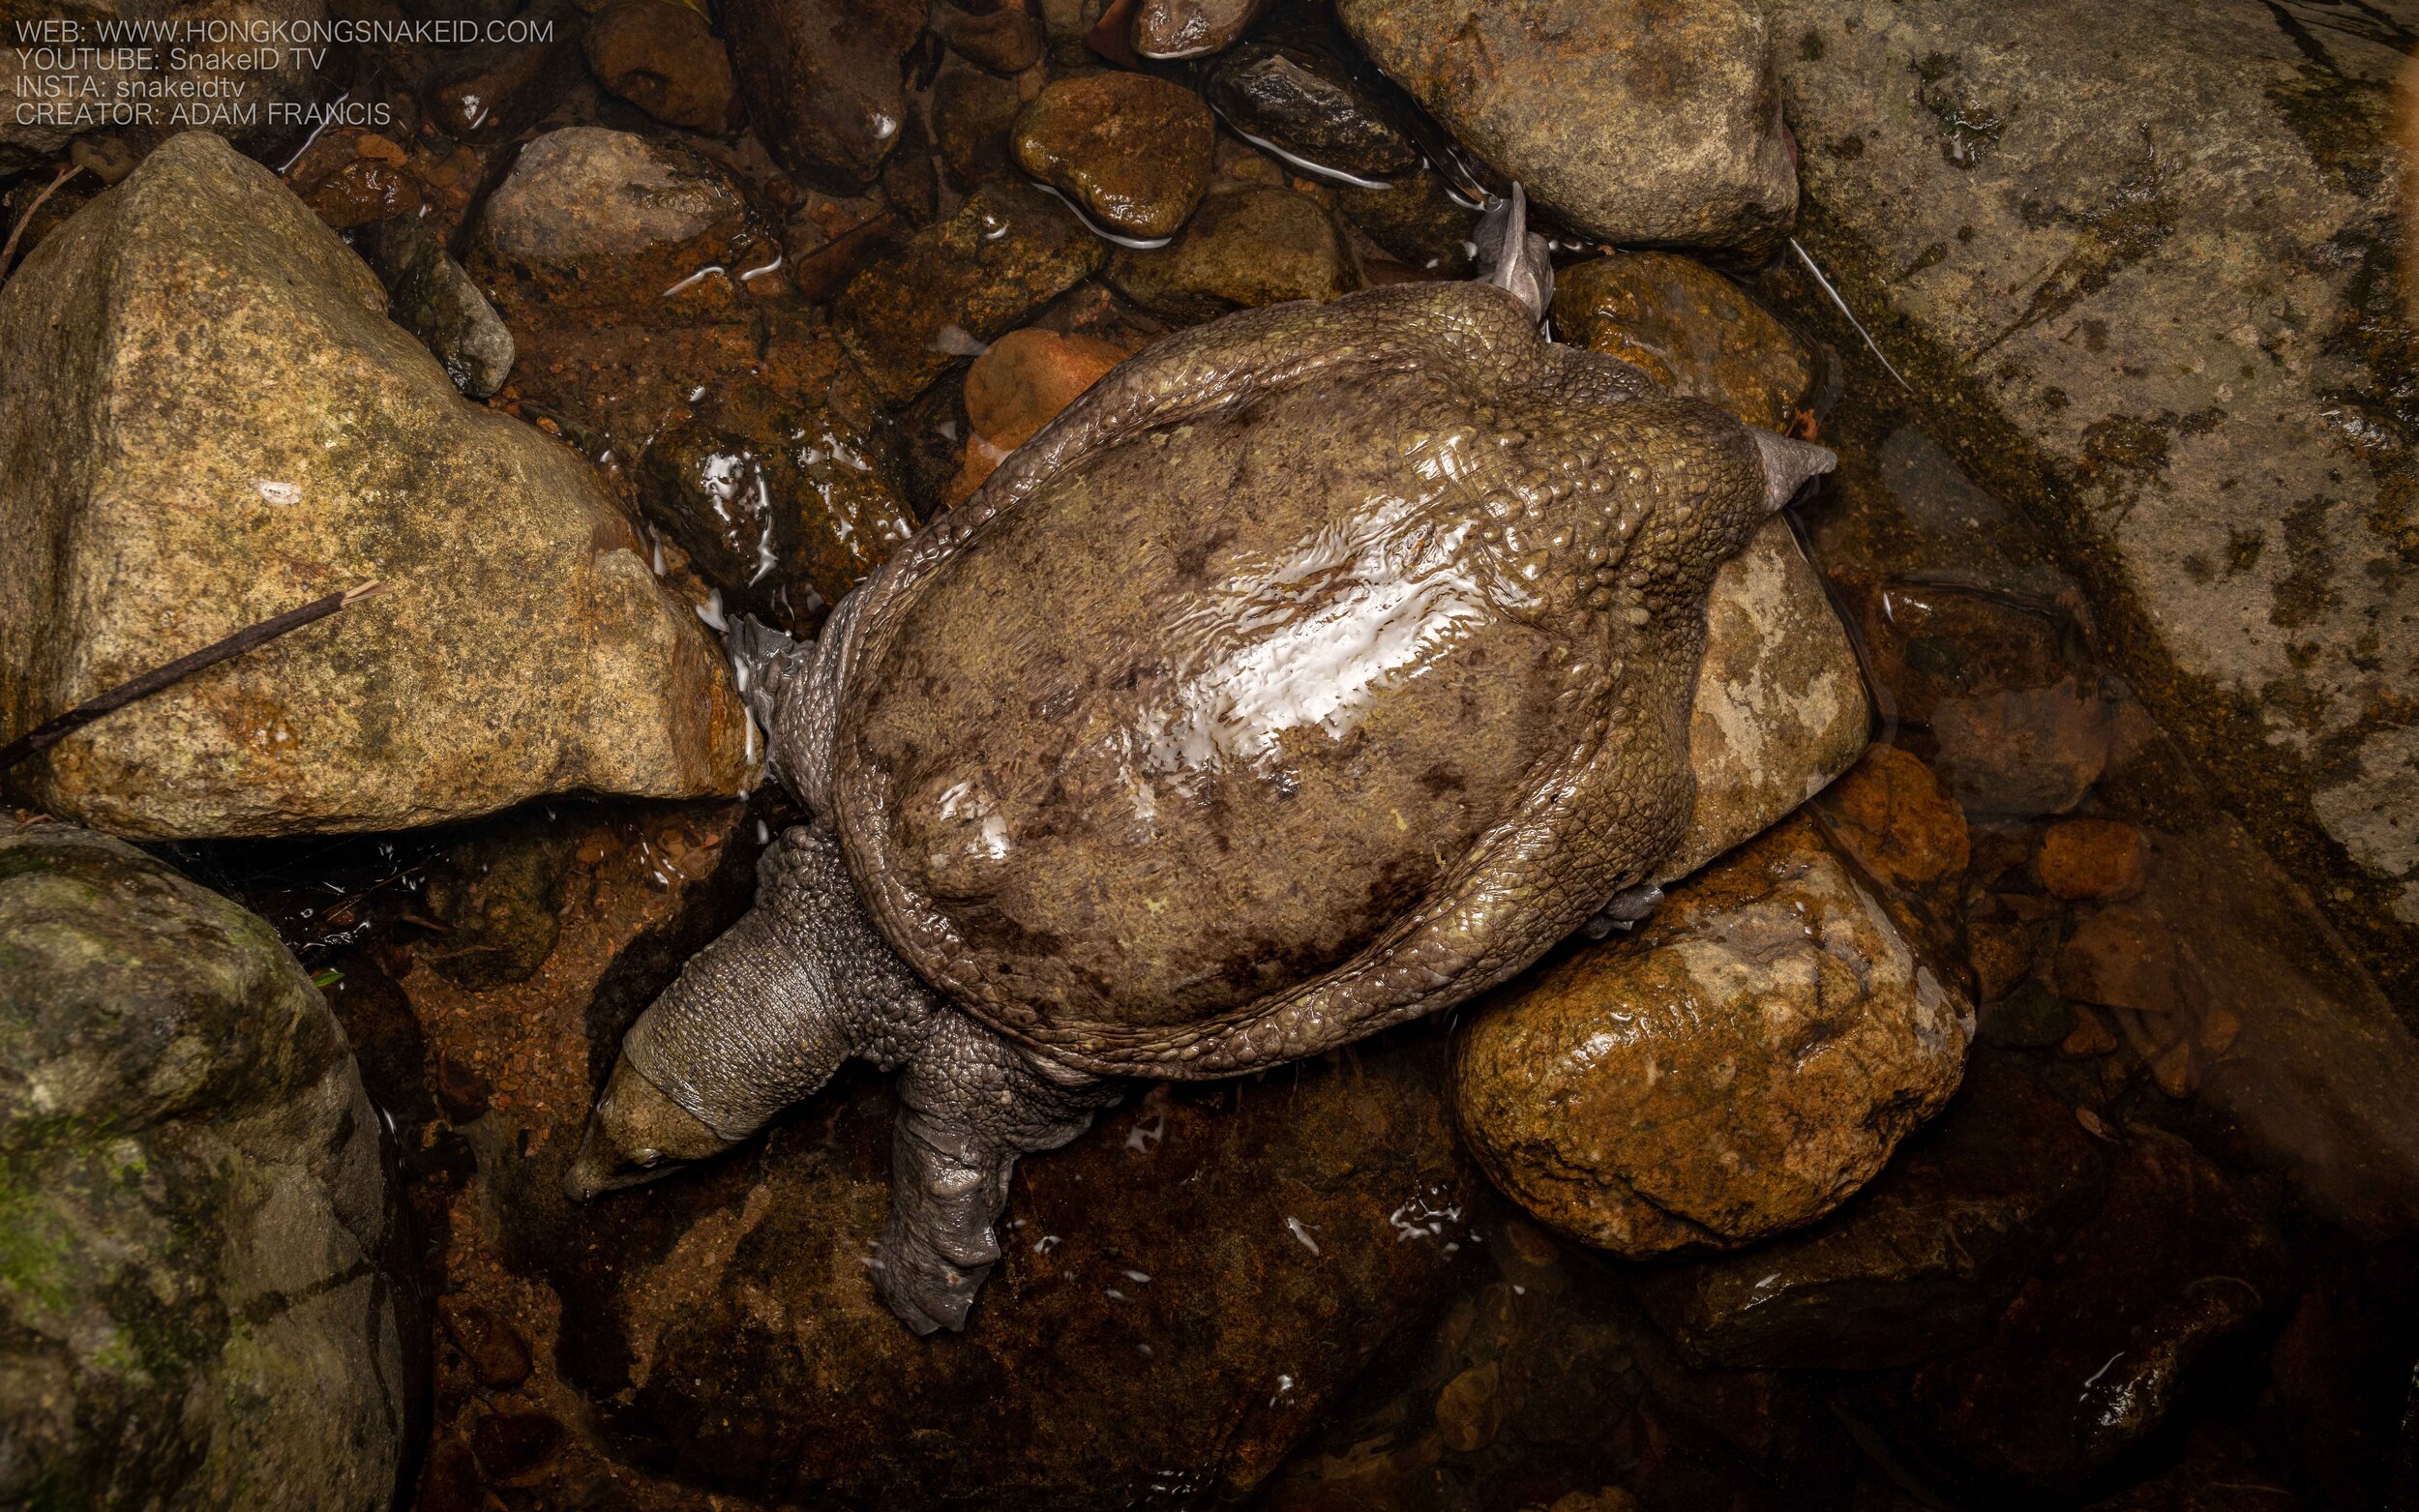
[1337,0,1798,255]
[1898,1127,2292,1495]
[932,0,1046,74]
[0,132,755,837]
[1769,0,2419,979]
[835,180,1107,403]
[501,1033,1478,1508]
[1455,814,1970,1257]
[722,0,926,188]
[0,820,406,1510]
[582,0,742,134]
[1553,254,1815,435]
[1813,744,1973,895]
[1012,72,1218,241]
[1633,1055,2108,1370]
[421,0,586,142]
[357,215,516,399]
[1106,183,1358,321]
[465,127,772,326]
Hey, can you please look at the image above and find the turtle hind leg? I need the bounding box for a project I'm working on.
[564,820,945,1200]
[875,1013,1120,1334]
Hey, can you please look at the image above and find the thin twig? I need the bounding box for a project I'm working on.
[0,581,382,771]
[0,163,86,281]
[1789,237,1914,395]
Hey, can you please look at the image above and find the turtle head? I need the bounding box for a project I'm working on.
[562,1055,735,1201]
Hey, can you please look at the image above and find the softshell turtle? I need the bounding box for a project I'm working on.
[565,194,1836,1333]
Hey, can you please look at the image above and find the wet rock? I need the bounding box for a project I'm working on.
[1337,0,1797,256]
[423,0,587,142]
[1966,918,2037,1004]
[1332,168,1480,278]
[2036,817,2147,901]
[356,216,516,399]
[437,1297,535,1390]
[1456,814,1970,1257]
[1552,253,1814,434]
[952,324,1130,498]
[723,0,926,189]
[1854,580,2114,819]
[1106,183,1356,322]
[1771,2,2419,975]
[835,179,1106,403]
[1899,1128,2291,1494]
[1931,680,2114,819]
[504,1032,1478,1507]
[465,127,770,326]
[1261,1214,1854,1511]
[582,0,741,133]
[297,150,426,232]
[421,811,580,990]
[1132,0,1270,59]
[1662,519,1871,878]
[2055,906,2182,1019]
[1813,744,1972,893]
[470,1409,568,1484]
[2081,1447,2303,1512]
[934,64,1027,187]
[933,0,1046,73]
[1204,39,1422,183]
[0,0,328,172]
[1633,1055,2108,1370]
[2088,821,2419,1236]
[0,821,405,1509]
[637,324,919,631]
[1012,72,1217,240]
[0,133,754,836]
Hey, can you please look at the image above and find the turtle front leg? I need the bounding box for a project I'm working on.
[877,1013,1121,1334]
[563,821,946,1199]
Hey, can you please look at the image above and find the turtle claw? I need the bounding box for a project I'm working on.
[1475,182,1554,324]
[871,1217,989,1335]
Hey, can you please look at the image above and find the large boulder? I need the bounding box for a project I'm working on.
[1336,0,1799,256]
[1768,0,2419,997]
[0,819,406,1510]
[0,132,756,838]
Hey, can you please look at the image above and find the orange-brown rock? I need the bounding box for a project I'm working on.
[1453,814,1971,1257]
[582,0,741,134]
[1551,253,1813,433]
[949,326,1131,501]
[2035,816,2148,900]
[1012,72,1217,240]
[2055,905,2182,1017]
[1814,743,1972,891]
[1105,183,1358,321]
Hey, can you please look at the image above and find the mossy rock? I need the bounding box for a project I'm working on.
[0,820,405,1511]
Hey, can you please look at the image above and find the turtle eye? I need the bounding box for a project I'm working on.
[635,1148,664,1169]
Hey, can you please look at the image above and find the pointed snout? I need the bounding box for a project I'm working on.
[1753,428,1837,513]
[561,1054,734,1202]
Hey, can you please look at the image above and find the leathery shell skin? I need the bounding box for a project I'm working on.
[827,280,1776,1078]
